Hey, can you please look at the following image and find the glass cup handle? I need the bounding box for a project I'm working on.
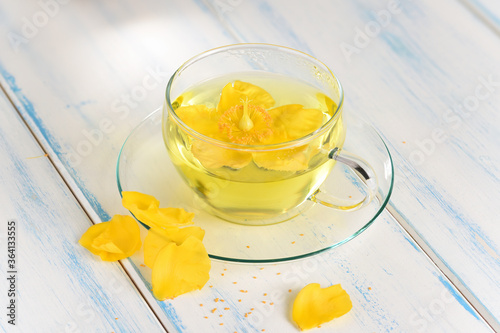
[310,147,378,211]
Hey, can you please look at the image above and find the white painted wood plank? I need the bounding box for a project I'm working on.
[0,0,495,332]
[0,90,164,331]
[200,0,500,327]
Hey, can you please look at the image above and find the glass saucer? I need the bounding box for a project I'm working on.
[116,109,393,263]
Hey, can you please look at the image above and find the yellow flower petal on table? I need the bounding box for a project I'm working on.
[79,222,108,256]
[191,139,252,169]
[144,226,205,268]
[292,283,352,331]
[267,104,324,144]
[121,191,194,229]
[152,236,211,300]
[78,215,141,262]
[174,105,222,139]
[217,81,275,113]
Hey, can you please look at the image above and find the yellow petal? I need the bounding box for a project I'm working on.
[253,146,311,172]
[292,283,352,330]
[78,222,109,257]
[122,191,159,213]
[217,81,275,113]
[144,226,205,268]
[122,191,194,229]
[171,91,193,110]
[152,236,211,300]
[155,207,195,227]
[78,215,141,262]
[316,92,338,116]
[191,139,252,169]
[174,105,222,139]
[267,104,324,143]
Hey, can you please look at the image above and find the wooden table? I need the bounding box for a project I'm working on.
[1,0,499,332]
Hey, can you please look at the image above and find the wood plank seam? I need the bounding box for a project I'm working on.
[0,82,171,333]
[457,0,500,37]
[385,203,499,332]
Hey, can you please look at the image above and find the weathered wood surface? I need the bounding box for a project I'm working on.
[0,88,165,332]
[0,0,498,331]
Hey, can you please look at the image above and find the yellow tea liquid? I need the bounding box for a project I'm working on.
[164,73,345,224]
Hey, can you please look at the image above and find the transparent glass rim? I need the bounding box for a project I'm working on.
[165,43,345,153]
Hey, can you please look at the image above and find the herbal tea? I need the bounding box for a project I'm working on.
[163,73,345,224]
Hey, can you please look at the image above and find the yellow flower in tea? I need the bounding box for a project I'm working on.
[292,283,352,330]
[174,80,326,171]
[79,215,141,261]
[121,191,194,229]
[218,98,273,144]
[143,226,205,268]
[217,80,275,113]
[152,236,211,300]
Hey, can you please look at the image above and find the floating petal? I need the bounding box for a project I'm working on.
[174,105,222,139]
[253,146,311,172]
[218,81,275,113]
[267,104,324,143]
[191,139,252,169]
[316,92,338,116]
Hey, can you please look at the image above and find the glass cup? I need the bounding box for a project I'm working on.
[162,44,377,226]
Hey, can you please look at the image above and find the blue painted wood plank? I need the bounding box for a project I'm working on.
[0,90,164,331]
